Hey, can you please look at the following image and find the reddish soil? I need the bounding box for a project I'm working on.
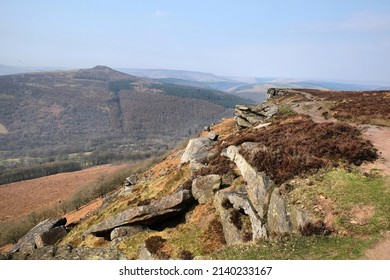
[0,164,127,223]
[64,198,103,226]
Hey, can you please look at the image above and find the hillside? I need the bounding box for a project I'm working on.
[0,66,251,183]
[119,68,390,103]
[1,88,389,260]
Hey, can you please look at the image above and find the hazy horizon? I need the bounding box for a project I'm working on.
[1,0,390,82]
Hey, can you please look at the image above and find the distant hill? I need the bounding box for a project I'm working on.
[120,68,390,102]
[0,66,251,175]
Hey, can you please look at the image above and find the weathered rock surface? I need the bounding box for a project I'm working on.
[192,174,221,204]
[125,174,137,186]
[110,225,145,241]
[226,145,274,218]
[189,160,206,176]
[267,188,291,235]
[207,132,219,141]
[223,191,266,240]
[34,226,68,248]
[181,137,214,163]
[214,190,246,244]
[12,217,67,253]
[84,189,193,236]
[289,205,311,234]
[267,88,292,100]
[234,103,278,128]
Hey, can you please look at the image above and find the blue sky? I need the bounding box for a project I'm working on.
[1,0,390,82]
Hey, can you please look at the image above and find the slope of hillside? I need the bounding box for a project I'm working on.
[2,88,389,260]
[0,66,251,184]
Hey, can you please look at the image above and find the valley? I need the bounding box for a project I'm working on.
[1,87,389,260]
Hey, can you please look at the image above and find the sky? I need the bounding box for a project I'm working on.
[1,0,390,82]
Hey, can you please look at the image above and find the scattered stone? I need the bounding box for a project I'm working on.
[192,174,221,204]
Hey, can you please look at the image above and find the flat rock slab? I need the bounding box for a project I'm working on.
[85,190,193,236]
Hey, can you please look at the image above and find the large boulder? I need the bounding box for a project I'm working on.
[84,189,193,236]
[181,137,214,164]
[226,145,274,219]
[12,217,67,253]
[34,226,68,248]
[192,174,221,204]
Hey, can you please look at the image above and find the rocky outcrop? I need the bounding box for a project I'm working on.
[234,104,278,128]
[181,137,215,164]
[226,145,274,219]
[84,189,193,236]
[12,217,67,253]
[266,88,292,100]
[192,174,221,204]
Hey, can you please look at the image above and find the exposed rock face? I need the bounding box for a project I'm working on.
[226,145,274,219]
[181,137,214,163]
[214,189,267,244]
[84,189,193,236]
[234,103,278,128]
[192,174,221,204]
[214,190,247,244]
[267,88,292,100]
[267,188,291,235]
[110,225,144,241]
[34,226,68,248]
[12,217,67,253]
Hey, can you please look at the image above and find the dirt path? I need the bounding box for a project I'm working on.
[293,90,390,259]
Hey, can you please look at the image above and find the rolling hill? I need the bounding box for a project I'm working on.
[0,66,251,181]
